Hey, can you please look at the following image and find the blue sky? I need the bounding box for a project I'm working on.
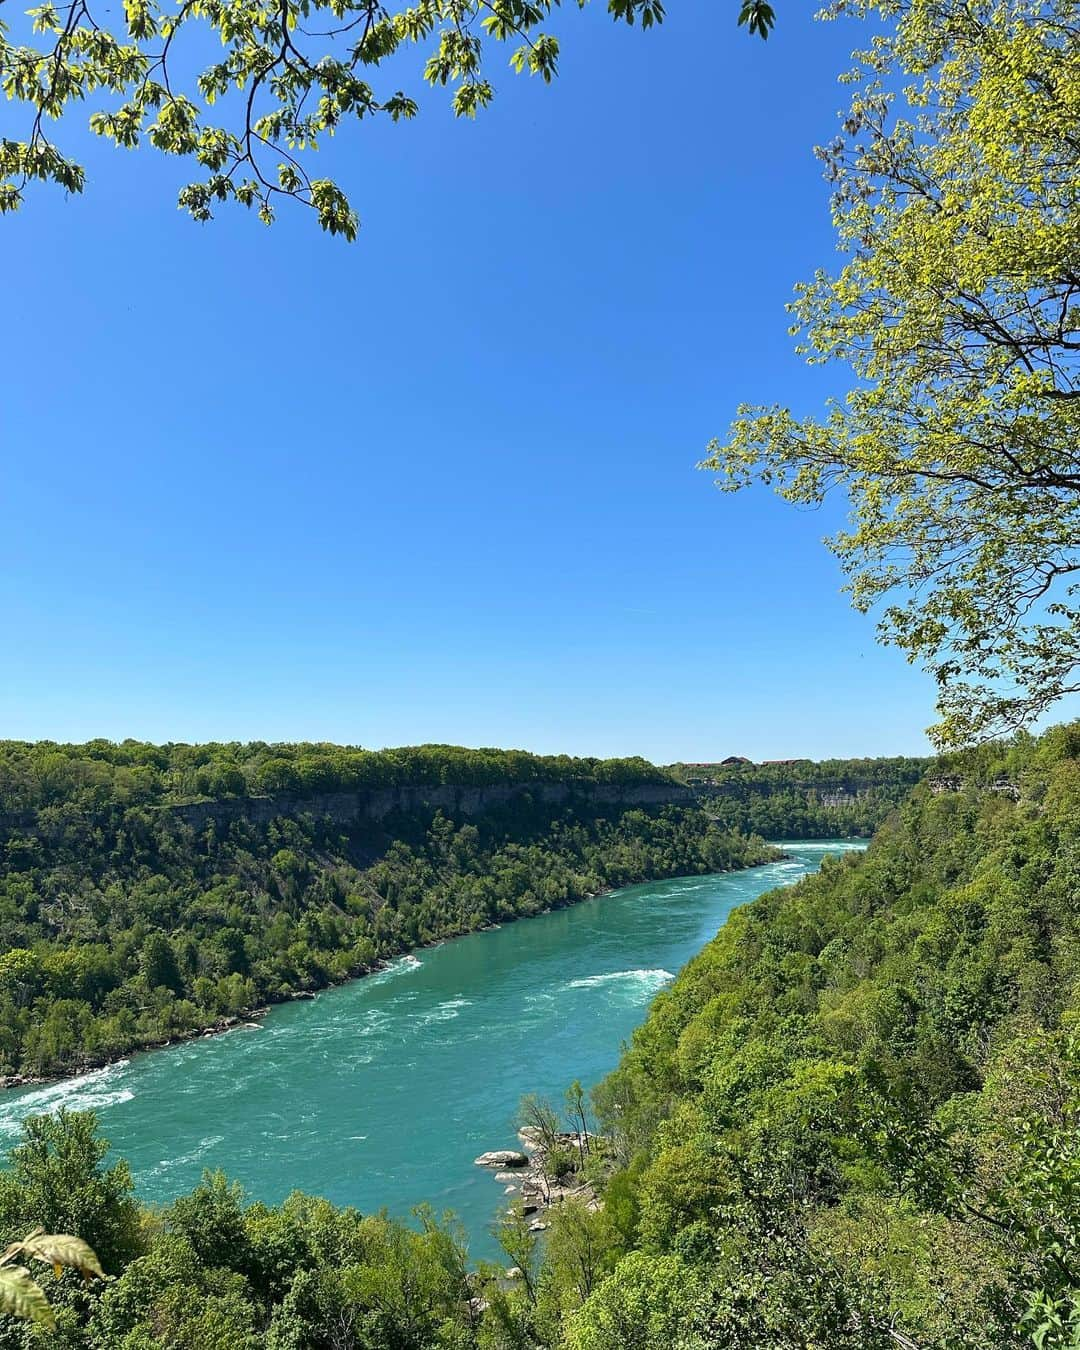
[1,0,943,762]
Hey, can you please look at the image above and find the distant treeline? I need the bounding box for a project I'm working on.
[0,738,772,1079]
[671,755,935,837]
[0,740,671,815]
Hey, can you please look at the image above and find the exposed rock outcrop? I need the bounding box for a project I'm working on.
[478,1128,601,1234]
[474,1150,529,1168]
[155,780,694,835]
[0,779,695,845]
[927,775,1020,799]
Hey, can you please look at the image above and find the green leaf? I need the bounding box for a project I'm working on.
[0,1266,55,1328]
[736,0,774,38]
[20,1232,105,1279]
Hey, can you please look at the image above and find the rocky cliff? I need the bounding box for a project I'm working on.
[158,779,696,833]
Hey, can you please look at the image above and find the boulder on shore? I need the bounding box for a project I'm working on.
[474,1150,529,1168]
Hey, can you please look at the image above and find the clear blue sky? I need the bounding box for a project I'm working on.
[1,0,942,762]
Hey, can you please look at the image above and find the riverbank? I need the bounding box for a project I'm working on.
[476,1126,602,1238]
[0,845,784,1094]
[0,844,864,1260]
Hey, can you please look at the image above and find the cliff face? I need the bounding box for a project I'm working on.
[817,788,873,808]
[690,781,877,809]
[159,780,695,833]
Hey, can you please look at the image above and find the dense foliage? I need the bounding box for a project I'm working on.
[708,0,1080,748]
[671,756,933,838]
[0,739,771,1080]
[0,740,670,815]
[0,1109,488,1348]
[0,0,774,236]
[546,722,1080,1348]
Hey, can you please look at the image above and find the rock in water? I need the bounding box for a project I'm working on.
[474,1150,529,1167]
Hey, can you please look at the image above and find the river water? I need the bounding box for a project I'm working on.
[0,841,863,1259]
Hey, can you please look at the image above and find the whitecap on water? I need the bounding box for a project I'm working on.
[413,996,473,1028]
[146,1133,225,1178]
[355,1008,391,1039]
[366,954,423,986]
[771,841,867,852]
[565,969,674,999]
[0,1061,135,1140]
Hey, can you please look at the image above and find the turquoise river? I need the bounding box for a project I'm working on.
[0,841,863,1260]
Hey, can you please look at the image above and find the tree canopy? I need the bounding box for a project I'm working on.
[0,735,775,1077]
[705,0,1080,748]
[0,739,673,814]
[0,0,775,236]
[563,722,1080,1348]
[670,755,933,836]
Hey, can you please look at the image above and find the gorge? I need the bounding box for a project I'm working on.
[0,732,1077,1348]
[0,841,863,1260]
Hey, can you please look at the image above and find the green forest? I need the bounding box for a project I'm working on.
[0,741,669,815]
[0,739,776,1081]
[3,722,1078,1347]
[671,757,933,838]
[556,723,1080,1348]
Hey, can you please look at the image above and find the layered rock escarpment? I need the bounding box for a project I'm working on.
[156,779,695,833]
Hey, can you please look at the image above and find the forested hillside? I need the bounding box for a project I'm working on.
[671,756,933,837]
[0,741,670,816]
[549,723,1080,1348]
[0,740,772,1081]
